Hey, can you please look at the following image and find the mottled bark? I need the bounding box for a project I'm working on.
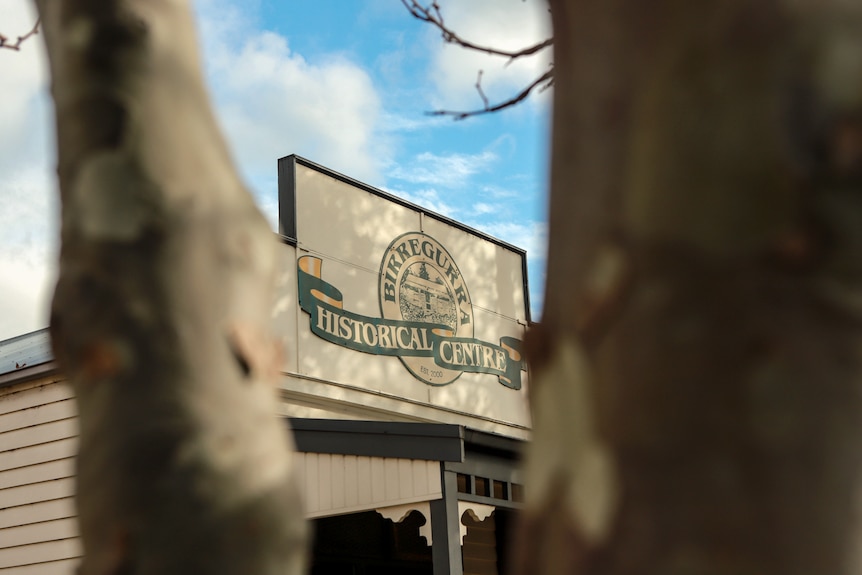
[520,1,862,574]
[36,1,306,574]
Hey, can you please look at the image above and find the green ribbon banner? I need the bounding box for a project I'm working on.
[298,256,524,389]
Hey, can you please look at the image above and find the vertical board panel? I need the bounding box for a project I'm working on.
[412,459,429,496]
[357,456,372,505]
[398,459,413,499]
[317,454,332,512]
[427,460,442,493]
[293,452,306,498]
[330,455,345,510]
[304,453,319,513]
[343,456,358,508]
[371,458,386,503]
[384,459,399,501]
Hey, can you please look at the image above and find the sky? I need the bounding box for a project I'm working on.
[0,0,551,341]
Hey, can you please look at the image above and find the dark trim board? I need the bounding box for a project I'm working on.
[287,418,524,465]
[463,428,523,459]
[289,418,465,462]
[521,256,532,324]
[432,470,464,575]
[445,454,522,486]
[277,155,298,241]
[0,361,58,390]
[455,491,521,511]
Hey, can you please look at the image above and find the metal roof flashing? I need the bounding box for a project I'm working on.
[0,328,56,388]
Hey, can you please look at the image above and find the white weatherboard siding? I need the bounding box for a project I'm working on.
[0,378,446,573]
[0,377,80,574]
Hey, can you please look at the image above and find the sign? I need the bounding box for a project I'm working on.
[298,232,524,389]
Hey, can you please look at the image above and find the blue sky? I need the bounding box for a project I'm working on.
[0,0,551,340]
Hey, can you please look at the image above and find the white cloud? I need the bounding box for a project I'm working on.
[0,2,50,174]
[472,202,496,216]
[388,150,497,188]
[479,184,519,200]
[0,2,57,339]
[0,0,392,339]
[0,165,57,340]
[470,219,547,319]
[0,254,54,340]
[420,0,552,111]
[378,111,446,134]
[381,186,458,218]
[0,0,549,338]
[472,220,546,260]
[196,3,388,192]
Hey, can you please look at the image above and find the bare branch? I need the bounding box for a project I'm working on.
[428,68,554,120]
[403,0,554,119]
[475,70,490,110]
[0,19,40,52]
[401,0,552,62]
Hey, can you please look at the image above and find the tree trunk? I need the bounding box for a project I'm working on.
[36,1,307,573]
[36,0,862,573]
[519,0,862,573]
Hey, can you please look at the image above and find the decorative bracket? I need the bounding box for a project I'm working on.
[457,501,496,544]
[376,502,433,546]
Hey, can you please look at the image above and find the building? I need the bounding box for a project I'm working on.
[0,156,532,575]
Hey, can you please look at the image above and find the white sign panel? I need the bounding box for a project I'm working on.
[277,156,531,434]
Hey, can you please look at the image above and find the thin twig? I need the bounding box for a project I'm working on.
[475,70,489,110]
[402,0,554,119]
[0,18,41,51]
[428,68,554,120]
[401,0,552,63]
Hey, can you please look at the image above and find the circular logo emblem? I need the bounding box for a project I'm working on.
[379,232,473,385]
